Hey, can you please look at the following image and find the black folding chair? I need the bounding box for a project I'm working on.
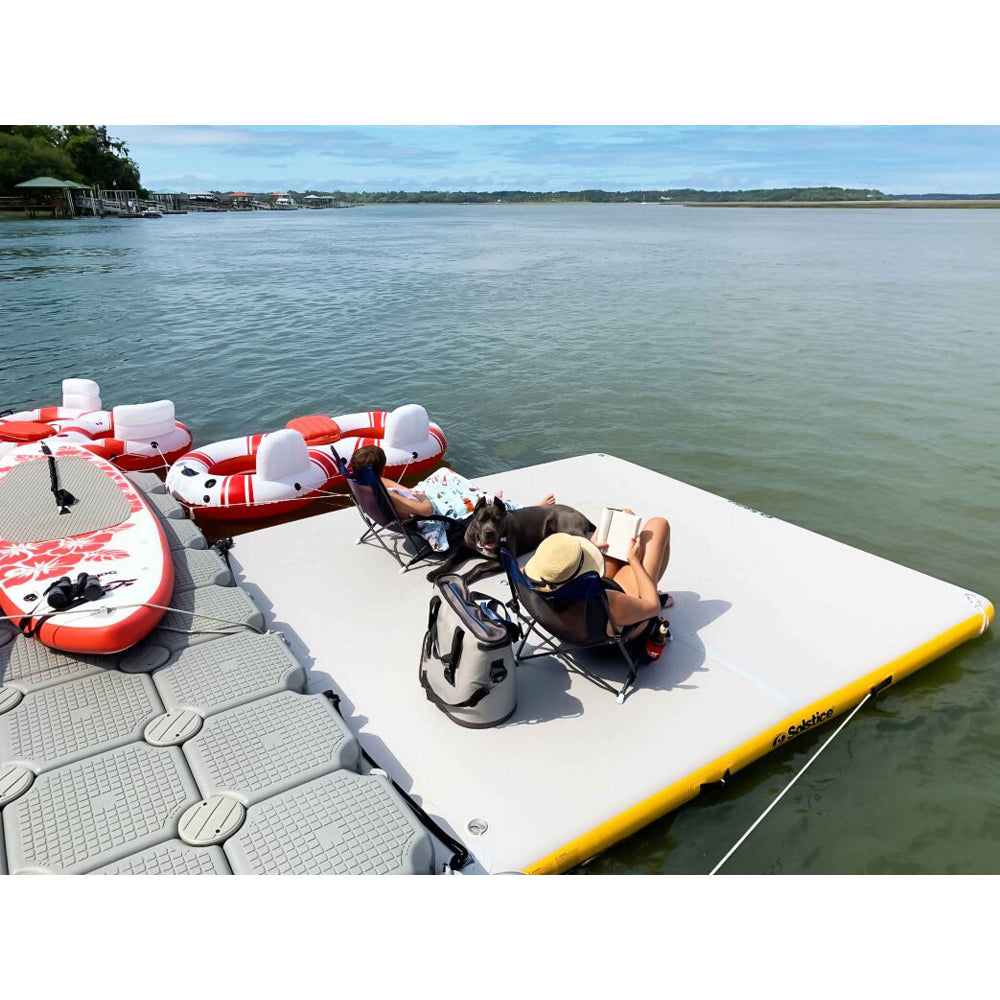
[501,547,668,703]
[331,448,466,574]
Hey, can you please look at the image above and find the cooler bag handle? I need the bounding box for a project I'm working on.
[471,591,522,643]
[441,628,463,686]
[427,595,441,631]
[419,632,490,708]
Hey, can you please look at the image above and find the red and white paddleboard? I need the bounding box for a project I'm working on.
[0,442,174,654]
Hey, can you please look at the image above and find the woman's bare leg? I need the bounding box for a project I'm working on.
[612,517,671,598]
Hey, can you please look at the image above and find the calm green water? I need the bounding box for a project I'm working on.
[2,205,997,873]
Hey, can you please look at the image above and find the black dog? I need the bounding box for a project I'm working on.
[427,496,596,585]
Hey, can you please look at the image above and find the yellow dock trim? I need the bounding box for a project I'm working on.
[523,603,994,874]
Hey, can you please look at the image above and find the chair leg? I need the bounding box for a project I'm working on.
[400,544,431,573]
[515,619,541,660]
[615,638,639,704]
[363,522,408,570]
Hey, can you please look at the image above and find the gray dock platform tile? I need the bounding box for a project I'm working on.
[132,585,264,659]
[172,547,232,593]
[3,742,200,874]
[146,490,186,520]
[93,839,232,875]
[126,471,166,494]
[224,770,435,875]
[151,632,305,719]
[158,514,207,551]
[0,633,111,695]
[0,670,163,773]
[184,691,360,805]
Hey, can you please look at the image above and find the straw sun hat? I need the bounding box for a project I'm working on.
[523,533,605,590]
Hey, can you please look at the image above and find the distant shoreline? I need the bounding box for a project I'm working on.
[682,199,1000,210]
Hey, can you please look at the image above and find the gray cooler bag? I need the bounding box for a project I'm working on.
[419,574,518,728]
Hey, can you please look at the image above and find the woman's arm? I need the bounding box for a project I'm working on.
[382,477,434,517]
[607,536,661,627]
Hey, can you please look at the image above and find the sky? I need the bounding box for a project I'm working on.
[111,125,1000,195]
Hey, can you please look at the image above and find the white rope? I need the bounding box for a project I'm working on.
[1,599,270,636]
[964,592,991,636]
[145,440,172,472]
[709,692,872,875]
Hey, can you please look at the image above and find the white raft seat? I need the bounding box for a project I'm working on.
[61,378,102,412]
[256,427,311,483]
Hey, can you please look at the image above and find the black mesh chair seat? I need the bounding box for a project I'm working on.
[332,448,467,573]
[501,547,665,703]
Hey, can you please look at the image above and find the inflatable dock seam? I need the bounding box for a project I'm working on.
[522,604,994,875]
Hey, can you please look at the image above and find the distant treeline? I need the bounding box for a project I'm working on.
[279,186,888,204]
[891,192,1000,200]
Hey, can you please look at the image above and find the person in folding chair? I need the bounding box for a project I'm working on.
[505,517,671,702]
[329,444,462,574]
[347,444,556,567]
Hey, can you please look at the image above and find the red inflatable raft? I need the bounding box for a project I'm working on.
[166,404,447,521]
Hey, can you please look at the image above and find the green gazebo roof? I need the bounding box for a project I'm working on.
[15,176,77,188]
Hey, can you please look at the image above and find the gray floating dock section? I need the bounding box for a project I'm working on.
[0,486,443,875]
[145,490,186,520]
[224,770,436,874]
[158,514,208,551]
[151,632,306,718]
[93,839,232,875]
[184,691,360,805]
[126,470,166,494]
[3,742,201,874]
[118,585,265,673]
[172,547,232,593]
[0,670,162,773]
[0,633,111,696]
[134,585,263,656]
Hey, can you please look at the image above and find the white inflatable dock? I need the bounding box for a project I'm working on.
[232,453,993,874]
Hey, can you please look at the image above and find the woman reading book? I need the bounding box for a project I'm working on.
[523,511,672,632]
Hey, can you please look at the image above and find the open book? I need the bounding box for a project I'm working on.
[596,508,642,563]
